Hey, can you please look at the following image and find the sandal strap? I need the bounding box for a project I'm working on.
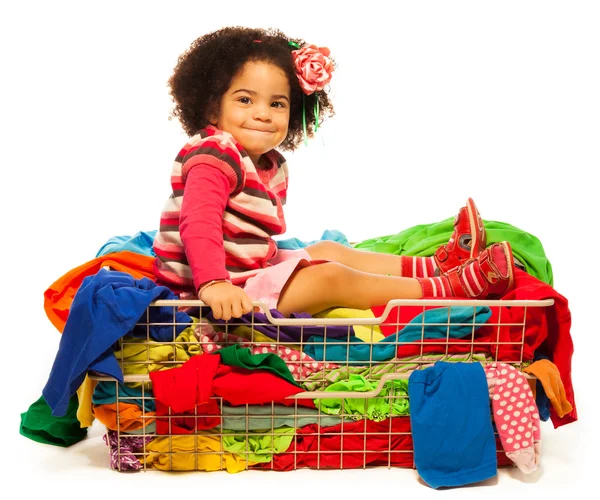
[477,248,501,285]
[445,265,472,298]
[434,245,450,265]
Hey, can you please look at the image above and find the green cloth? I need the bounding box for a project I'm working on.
[314,374,410,421]
[303,352,494,391]
[221,427,295,462]
[20,395,87,447]
[217,344,301,387]
[353,218,553,286]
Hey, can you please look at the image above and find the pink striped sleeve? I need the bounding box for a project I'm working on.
[180,135,246,195]
[180,165,231,291]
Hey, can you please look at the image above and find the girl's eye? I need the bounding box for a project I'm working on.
[272,102,286,108]
[238,97,252,104]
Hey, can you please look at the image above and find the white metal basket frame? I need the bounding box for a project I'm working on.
[91,298,553,472]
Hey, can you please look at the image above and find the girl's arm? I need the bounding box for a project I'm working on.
[180,165,231,291]
[180,164,253,320]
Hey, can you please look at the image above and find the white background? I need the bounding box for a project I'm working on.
[1,0,598,497]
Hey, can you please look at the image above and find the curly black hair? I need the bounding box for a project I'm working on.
[168,26,335,151]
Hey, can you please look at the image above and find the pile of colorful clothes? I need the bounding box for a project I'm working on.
[20,219,577,488]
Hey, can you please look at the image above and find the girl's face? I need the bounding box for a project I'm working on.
[210,61,291,166]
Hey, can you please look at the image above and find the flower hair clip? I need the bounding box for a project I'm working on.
[289,41,334,144]
[289,42,334,94]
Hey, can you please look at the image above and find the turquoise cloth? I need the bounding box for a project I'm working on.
[92,381,155,412]
[275,229,351,250]
[305,306,491,363]
[353,219,553,286]
[96,230,157,258]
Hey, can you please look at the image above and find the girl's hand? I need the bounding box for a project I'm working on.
[199,281,253,320]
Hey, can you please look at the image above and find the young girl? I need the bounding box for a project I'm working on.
[153,26,516,320]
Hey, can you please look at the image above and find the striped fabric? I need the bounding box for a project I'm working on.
[459,263,486,297]
[418,276,452,297]
[153,126,288,293]
[400,256,437,278]
[417,259,487,298]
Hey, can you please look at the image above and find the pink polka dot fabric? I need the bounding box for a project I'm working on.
[194,324,339,381]
[484,362,541,474]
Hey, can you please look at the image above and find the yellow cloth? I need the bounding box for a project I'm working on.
[75,375,97,428]
[116,317,202,376]
[315,307,384,342]
[223,308,383,346]
[144,435,256,473]
[84,318,201,413]
[523,359,573,418]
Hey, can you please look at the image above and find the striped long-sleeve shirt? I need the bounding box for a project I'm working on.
[153,126,288,294]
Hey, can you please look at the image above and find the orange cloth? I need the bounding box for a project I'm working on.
[523,359,573,418]
[92,402,156,432]
[44,251,155,333]
[527,378,537,399]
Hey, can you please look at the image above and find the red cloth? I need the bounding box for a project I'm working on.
[149,354,313,435]
[151,354,221,434]
[260,417,414,470]
[154,400,221,434]
[255,417,512,471]
[372,269,576,428]
[499,269,575,428]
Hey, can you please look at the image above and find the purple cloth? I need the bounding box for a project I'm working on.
[103,430,153,471]
[206,309,350,342]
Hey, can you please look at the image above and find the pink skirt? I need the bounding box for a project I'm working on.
[242,248,322,310]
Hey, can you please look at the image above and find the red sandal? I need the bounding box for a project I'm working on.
[434,197,486,273]
[444,241,515,299]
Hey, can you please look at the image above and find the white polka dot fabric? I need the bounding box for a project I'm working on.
[195,328,339,381]
[484,362,541,473]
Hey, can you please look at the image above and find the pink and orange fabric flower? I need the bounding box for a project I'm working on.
[291,44,334,94]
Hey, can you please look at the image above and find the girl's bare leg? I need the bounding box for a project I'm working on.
[305,241,407,276]
[276,262,422,316]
